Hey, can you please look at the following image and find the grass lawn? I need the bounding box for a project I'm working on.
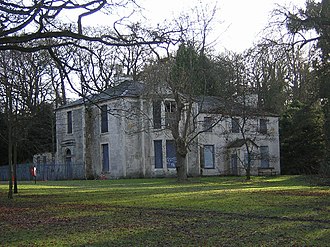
[0,176,329,246]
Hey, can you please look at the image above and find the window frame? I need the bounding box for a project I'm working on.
[165,101,176,127]
[166,140,177,169]
[153,101,162,129]
[260,146,270,168]
[154,140,163,169]
[101,105,109,133]
[67,111,72,134]
[259,119,268,134]
[203,116,213,132]
[231,118,240,133]
[203,145,215,169]
[101,143,110,172]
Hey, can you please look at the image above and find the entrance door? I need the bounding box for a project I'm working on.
[65,149,73,179]
[231,153,238,175]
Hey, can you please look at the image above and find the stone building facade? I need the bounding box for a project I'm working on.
[55,80,280,179]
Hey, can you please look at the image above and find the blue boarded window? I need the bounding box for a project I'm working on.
[102,143,110,172]
[203,145,215,169]
[166,140,176,169]
[260,146,269,168]
[154,140,163,169]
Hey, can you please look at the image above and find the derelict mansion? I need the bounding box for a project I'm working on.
[55,80,280,178]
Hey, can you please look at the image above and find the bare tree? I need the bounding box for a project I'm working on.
[0,50,55,198]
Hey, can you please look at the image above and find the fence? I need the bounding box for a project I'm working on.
[0,163,85,181]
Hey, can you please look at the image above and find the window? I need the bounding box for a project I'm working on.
[101,105,108,133]
[166,140,176,168]
[67,111,72,134]
[165,101,176,127]
[153,101,161,129]
[231,118,239,133]
[259,119,267,134]
[154,140,163,168]
[102,144,110,172]
[231,153,238,175]
[65,149,72,164]
[203,145,215,169]
[260,146,269,168]
[203,117,213,132]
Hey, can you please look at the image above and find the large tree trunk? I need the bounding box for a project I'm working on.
[246,160,251,180]
[84,107,94,179]
[176,153,187,181]
[175,139,188,181]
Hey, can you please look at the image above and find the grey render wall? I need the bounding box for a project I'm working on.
[196,114,280,176]
[56,105,85,167]
[55,96,281,179]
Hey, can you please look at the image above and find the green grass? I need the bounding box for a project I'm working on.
[0,176,329,246]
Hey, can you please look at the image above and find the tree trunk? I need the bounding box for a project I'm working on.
[176,153,187,181]
[175,139,188,181]
[13,143,18,194]
[84,107,94,179]
[7,87,13,199]
[244,141,251,181]
[246,159,251,180]
[8,122,13,199]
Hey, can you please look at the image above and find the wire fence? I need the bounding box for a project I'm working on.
[0,163,85,181]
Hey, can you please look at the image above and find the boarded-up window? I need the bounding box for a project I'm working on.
[203,145,215,169]
[231,118,239,133]
[166,140,176,168]
[231,153,238,175]
[153,101,161,129]
[154,140,163,168]
[203,117,213,132]
[101,105,108,133]
[260,146,269,168]
[102,144,110,172]
[259,119,267,134]
[67,111,72,134]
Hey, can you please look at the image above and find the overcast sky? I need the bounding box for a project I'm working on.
[139,0,309,52]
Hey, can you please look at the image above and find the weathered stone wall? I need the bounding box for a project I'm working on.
[55,105,85,167]
[56,96,281,179]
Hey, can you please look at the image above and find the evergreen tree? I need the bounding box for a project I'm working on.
[281,101,326,174]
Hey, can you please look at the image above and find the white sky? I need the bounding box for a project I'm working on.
[138,0,309,52]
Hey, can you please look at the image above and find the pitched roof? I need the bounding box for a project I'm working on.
[197,95,278,117]
[56,80,145,110]
[57,80,278,117]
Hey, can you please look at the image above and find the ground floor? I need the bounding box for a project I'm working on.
[56,137,280,179]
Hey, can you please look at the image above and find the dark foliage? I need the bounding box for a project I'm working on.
[0,103,54,165]
[280,101,326,174]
